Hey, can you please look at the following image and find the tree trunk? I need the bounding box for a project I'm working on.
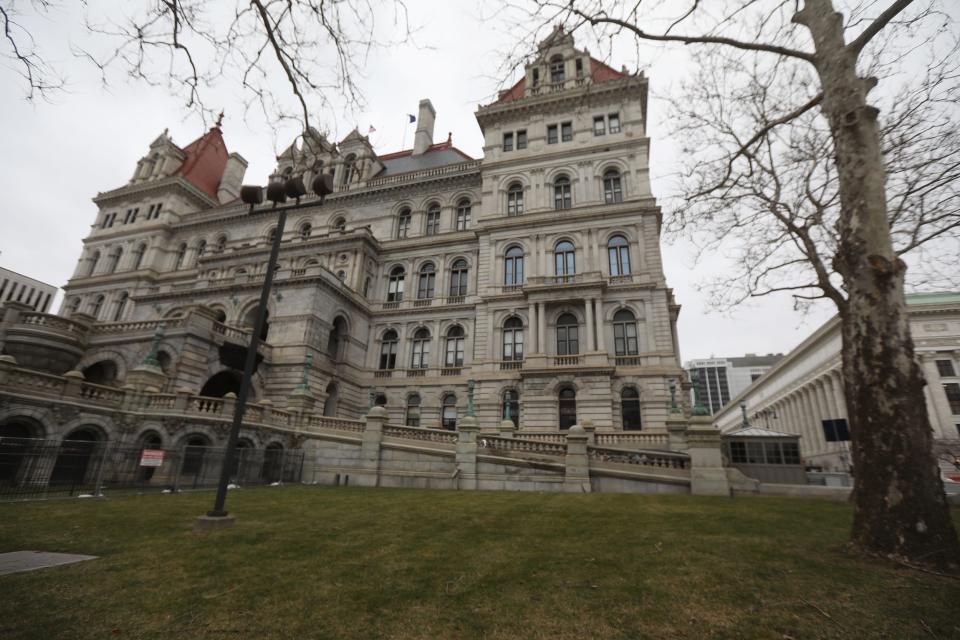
[796,0,959,569]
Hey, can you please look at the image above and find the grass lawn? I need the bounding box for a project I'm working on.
[1,487,958,640]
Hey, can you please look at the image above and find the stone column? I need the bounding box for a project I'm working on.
[564,424,591,493]
[356,406,387,487]
[456,415,479,490]
[537,302,546,354]
[921,355,953,436]
[528,304,537,356]
[585,298,595,351]
[830,371,847,418]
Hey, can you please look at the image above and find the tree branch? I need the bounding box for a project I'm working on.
[847,0,918,55]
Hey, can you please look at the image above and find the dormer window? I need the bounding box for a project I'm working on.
[549,55,565,84]
[532,68,540,87]
[342,154,358,186]
[575,58,584,78]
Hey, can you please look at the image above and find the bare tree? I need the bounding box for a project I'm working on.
[518,0,960,570]
[2,0,414,134]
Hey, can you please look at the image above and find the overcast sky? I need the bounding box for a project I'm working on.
[0,1,841,361]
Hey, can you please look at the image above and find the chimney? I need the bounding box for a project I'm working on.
[412,99,436,155]
[218,152,248,204]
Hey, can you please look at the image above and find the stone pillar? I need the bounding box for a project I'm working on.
[356,406,387,487]
[174,387,193,411]
[921,355,953,437]
[456,415,479,490]
[63,370,85,397]
[498,418,516,437]
[537,302,546,354]
[666,414,688,452]
[528,304,537,356]
[829,371,847,418]
[585,298,595,351]
[564,424,591,493]
[687,416,730,496]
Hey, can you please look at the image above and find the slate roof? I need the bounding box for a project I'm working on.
[375,140,474,177]
[174,127,230,199]
[495,58,627,103]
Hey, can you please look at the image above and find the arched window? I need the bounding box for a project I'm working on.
[559,387,577,429]
[196,239,207,260]
[379,330,398,370]
[417,262,436,299]
[426,203,441,236]
[550,55,565,84]
[90,294,105,319]
[363,277,372,297]
[608,235,631,276]
[327,316,347,359]
[108,248,123,273]
[215,235,227,252]
[507,182,524,216]
[613,309,639,356]
[553,175,572,210]
[556,313,579,355]
[621,387,642,430]
[410,328,431,369]
[337,270,346,282]
[504,246,524,285]
[456,199,471,231]
[333,217,346,231]
[397,208,411,239]
[132,243,147,270]
[387,266,405,302]
[603,169,623,203]
[406,394,421,427]
[112,292,129,322]
[67,297,81,315]
[299,222,312,240]
[502,389,519,428]
[554,241,575,277]
[88,251,101,276]
[442,394,458,430]
[267,227,278,244]
[445,325,465,367]
[503,316,524,361]
[342,154,357,185]
[174,243,187,270]
[449,259,468,297]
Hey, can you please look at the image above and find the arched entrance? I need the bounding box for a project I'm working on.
[261,443,284,483]
[0,420,40,487]
[82,360,118,386]
[50,428,102,487]
[323,382,339,417]
[200,371,244,398]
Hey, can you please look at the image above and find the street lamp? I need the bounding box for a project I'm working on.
[195,171,334,530]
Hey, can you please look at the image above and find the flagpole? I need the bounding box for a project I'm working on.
[401,116,409,151]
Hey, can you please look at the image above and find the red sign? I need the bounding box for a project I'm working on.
[140,449,165,467]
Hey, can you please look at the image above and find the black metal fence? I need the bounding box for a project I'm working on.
[0,437,304,501]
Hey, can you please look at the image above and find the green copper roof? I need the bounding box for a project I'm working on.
[906,291,960,305]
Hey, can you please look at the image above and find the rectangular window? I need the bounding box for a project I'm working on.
[124,209,134,224]
[746,442,764,464]
[936,359,957,377]
[516,130,527,150]
[503,132,513,152]
[594,116,606,136]
[729,442,748,464]
[561,121,572,142]
[822,418,851,442]
[608,112,621,133]
[764,442,784,465]
[945,383,960,414]
[575,58,584,78]
[130,207,138,223]
[782,442,801,465]
[532,68,540,87]
[547,124,558,144]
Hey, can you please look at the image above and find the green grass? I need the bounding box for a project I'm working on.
[0,487,958,640]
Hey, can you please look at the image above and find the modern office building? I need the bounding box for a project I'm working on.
[685,354,783,414]
[0,267,57,313]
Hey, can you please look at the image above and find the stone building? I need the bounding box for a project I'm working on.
[0,28,702,492]
[713,292,960,472]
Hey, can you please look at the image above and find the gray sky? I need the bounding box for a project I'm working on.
[0,1,838,361]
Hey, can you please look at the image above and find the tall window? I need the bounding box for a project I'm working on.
[608,235,631,275]
[67,297,81,315]
[299,222,312,240]
[426,203,441,236]
[503,132,514,151]
[397,209,411,238]
[215,235,227,252]
[174,244,187,270]
[91,295,105,319]
[445,326,465,366]
[333,217,346,231]
[411,328,431,369]
[608,112,621,133]
[88,251,101,276]
[504,246,524,285]
[559,388,577,429]
[621,388,642,430]
[449,259,468,297]
[379,330,398,370]
[406,394,421,427]
[108,248,123,273]
[945,383,960,414]
[613,309,639,356]
[112,292,129,322]
[507,182,524,216]
[503,316,524,361]
[561,121,573,142]
[131,244,147,270]
[549,55,565,84]
[936,359,956,377]
[516,130,528,150]
[554,175,572,210]
[196,240,207,261]
[456,199,471,230]
[594,115,606,136]
[556,313,579,355]
[554,241,575,276]
[442,394,458,430]
[575,58,584,77]
[387,266,405,302]
[417,263,435,299]
[342,154,357,185]
[603,170,623,204]
[503,389,519,428]
[547,124,558,144]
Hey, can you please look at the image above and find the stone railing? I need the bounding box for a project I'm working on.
[306,415,366,433]
[514,432,567,443]
[594,432,670,448]
[79,382,125,404]
[92,318,185,335]
[587,446,690,470]
[553,355,581,367]
[18,312,88,334]
[366,160,481,187]
[383,423,458,444]
[478,435,567,457]
[374,296,474,312]
[2,367,69,395]
[525,271,603,288]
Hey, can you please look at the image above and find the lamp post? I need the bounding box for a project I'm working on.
[196,171,334,529]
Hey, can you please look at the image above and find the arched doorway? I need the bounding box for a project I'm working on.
[261,443,284,483]
[323,382,339,417]
[0,420,40,487]
[82,360,118,386]
[50,428,102,487]
[200,371,244,398]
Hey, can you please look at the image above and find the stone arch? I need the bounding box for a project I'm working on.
[444,254,473,270]
[544,165,579,186]
[323,382,340,417]
[594,158,630,180]
[446,190,478,208]
[0,415,48,487]
[496,174,531,194]
[199,370,245,398]
[50,425,105,487]
[77,349,129,384]
[603,301,646,322]
[0,408,51,439]
[548,306,586,326]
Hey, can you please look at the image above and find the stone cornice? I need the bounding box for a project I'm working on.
[94,176,218,210]
[479,137,649,173]
[476,199,660,233]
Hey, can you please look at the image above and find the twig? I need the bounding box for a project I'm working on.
[919,618,939,639]
[799,598,845,630]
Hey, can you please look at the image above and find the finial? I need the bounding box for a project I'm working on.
[215,111,225,127]
[447,132,452,143]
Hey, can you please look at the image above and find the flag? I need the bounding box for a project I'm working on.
[368,125,377,133]
[408,114,416,123]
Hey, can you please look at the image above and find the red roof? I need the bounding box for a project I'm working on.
[175,127,229,199]
[378,137,473,161]
[495,58,628,103]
